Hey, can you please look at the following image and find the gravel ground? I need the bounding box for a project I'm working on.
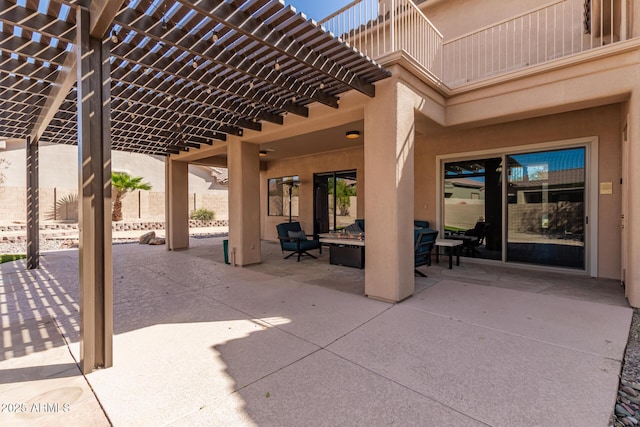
[0,233,228,255]
[611,309,640,427]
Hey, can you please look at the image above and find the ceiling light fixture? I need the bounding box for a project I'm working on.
[319,82,325,89]
[212,32,218,42]
[274,61,280,71]
[110,30,118,44]
[345,130,360,139]
[192,60,198,68]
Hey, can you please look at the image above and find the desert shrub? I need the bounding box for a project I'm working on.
[190,208,215,221]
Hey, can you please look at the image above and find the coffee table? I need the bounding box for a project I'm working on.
[434,239,464,269]
[318,233,365,268]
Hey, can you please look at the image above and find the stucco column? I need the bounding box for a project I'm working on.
[364,77,415,302]
[165,157,189,250]
[626,90,640,307]
[228,139,261,266]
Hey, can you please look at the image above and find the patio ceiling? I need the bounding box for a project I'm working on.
[0,0,390,156]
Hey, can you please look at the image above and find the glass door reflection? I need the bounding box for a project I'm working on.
[506,148,585,269]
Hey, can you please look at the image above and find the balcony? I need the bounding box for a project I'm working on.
[319,0,633,90]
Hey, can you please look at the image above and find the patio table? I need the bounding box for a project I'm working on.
[435,239,464,269]
[318,233,365,268]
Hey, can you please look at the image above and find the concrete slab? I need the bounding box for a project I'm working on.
[407,280,632,359]
[0,318,109,426]
[86,314,318,426]
[327,302,625,426]
[171,350,485,427]
[200,276,391,347]
[0,239,631,426]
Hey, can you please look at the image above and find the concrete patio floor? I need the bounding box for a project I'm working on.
[0,237,633,426]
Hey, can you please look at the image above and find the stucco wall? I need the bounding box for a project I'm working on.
[421,0,550,40]
[414,104,623,279]
[260,147,365,241]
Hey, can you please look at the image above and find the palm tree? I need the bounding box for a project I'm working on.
[111,172,151,221]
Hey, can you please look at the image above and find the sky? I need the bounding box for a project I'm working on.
[284,0,355,21]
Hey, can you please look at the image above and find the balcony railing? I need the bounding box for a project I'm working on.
[319,0,629,90]
[443,0,626,87]
[319,0,444,79]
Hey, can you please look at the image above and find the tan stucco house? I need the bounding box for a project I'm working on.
[2,0,640,371]
[169,0,640,306]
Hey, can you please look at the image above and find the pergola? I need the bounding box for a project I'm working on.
[0,0,389,373]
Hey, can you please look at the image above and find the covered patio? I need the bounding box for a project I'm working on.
[0,238,631,425]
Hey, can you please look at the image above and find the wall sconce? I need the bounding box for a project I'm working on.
[345,130,360,139]
[259,150,267,157]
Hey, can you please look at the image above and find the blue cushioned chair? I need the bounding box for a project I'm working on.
[276,222,321,262]
[414,229,438,277]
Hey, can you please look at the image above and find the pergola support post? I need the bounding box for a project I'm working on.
[26,136,39,269]
[77,8,113,373]
[165,157,190,250]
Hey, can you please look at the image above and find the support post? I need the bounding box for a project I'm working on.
[26,136,39,269]
[364,76,416,302]
[228,139,261,266]
[165,157,189,250]
[626,89,640,307]
[77,8,113,373]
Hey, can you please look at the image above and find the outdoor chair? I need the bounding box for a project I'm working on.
[414,229,438,277]
[464,221,488,245]
[462,221,488,255]
[276,222,321,262]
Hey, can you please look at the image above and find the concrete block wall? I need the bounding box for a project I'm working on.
[0,187,228,223]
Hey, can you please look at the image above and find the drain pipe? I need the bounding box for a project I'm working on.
[231,247,236,267]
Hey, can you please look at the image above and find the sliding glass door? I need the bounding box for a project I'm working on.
[443,145,587,270]
[506,148,585,268]
[443,158,503,260]
[313,171,357,236]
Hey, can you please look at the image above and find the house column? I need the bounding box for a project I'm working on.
[626,89,640,307]
[77,8,113,373]
[165,157,189,250]
[26,136,39,269]
[364,77,416,302]
[227,139,261,266]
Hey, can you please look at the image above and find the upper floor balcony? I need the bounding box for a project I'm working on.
[319,0,636,91]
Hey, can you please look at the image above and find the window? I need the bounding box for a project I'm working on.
[268,176,299,217]
[442,146,587,269]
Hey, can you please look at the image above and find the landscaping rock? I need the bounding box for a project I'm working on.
[625,387,639,397]
[148,238,165,245]
[139,231,155,244]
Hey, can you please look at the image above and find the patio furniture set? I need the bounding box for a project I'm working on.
[276,220,468,274]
